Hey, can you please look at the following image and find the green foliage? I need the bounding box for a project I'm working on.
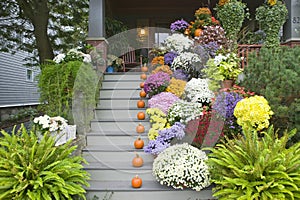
[0,125,90,199]
[206,126,300,200]
[241,46,300,144]
[215,0,249,50]
[38,61,99,125]
[0,0,89,64]
[255,1,288,48]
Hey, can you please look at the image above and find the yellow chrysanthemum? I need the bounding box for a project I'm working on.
[268,0,277,6]
[195,7,212,16]
[166,78,187,98]
[218,0,230,6]
[151,56,164,65]
[234,95,274,131]
[152,65,173,75]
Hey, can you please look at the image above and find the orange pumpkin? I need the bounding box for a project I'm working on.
[140,82,144,88]
[137,100,145,108]
[132,154,144,167]
[137,112,145,120]
[139,90,147,98]
[140,73,147,80]
[136,123,145,133]
[134,137,144,149]
[131,175,142,188]
[141,66,148,72]
[194,28,203,37]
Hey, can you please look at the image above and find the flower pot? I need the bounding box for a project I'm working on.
[106,66,114,73]
[221,80,234,89]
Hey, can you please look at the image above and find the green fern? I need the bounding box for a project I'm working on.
[0,125,90,200]
[206,126,300,200]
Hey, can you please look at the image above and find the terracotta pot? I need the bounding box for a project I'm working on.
[221,80,234,89]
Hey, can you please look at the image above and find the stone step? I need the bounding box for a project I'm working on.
[86,181,215,200]
[86,135,149,147]
[90,121,150,132]
[84,160,153,170]
[94,109,148,120]
[83,145,148,152]
[97,99,148,109]
[104,73,145,81]
[83,151,154,163]
[100,89,141,99]
[102,81,142,90]
[86,169,154,181]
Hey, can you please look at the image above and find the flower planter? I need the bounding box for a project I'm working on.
[37,125,76,146]
[221,80,234,89]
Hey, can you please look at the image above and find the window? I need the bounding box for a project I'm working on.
[155,32,170,46]
[26,69,33,81]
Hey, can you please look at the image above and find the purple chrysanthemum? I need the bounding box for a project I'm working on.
[170,19,189,33]
[213,92,243,119]
[148,92,180,114]
[144,122,186,155]
[144,72,170,97]
[172,69,189,81]
[164,52,178,65]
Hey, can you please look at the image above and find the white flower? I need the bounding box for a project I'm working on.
[171,52,201,71]
[83,54,92,63]
[164,34,193,53]
[53,54,66,64]
[184,78,215,104]
[33,115,68,132]
[153,143,210,191]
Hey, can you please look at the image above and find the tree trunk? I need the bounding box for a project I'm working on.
[17,0,54,66]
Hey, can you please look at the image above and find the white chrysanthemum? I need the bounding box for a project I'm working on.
[184,78,215,103]
[171,52,201,72]
[153,143,210,191]
[164,33,193,53]
[53,54,66,64]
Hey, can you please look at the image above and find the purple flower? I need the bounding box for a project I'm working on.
[144,122,186,155]
[202,41,219,58]
[148,92,180,114]
[170,19,189,33]
[213,92,243,119]
[172,69,189,81]
[144,72,170,97]
[164,52,178,65]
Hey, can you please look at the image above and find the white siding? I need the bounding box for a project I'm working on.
[0,51,40,107]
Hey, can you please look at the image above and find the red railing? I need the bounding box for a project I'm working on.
[238,44,263,68]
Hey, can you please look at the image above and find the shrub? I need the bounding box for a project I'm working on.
[241,46,300,144]
[0,125,90,199]
[206,126,300,199]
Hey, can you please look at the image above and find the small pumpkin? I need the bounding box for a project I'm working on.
[140,73,147,80]
[131,175,142,188]
[132,154,144,167]
[137,112,145,120]
[134,137,144,149]
[140,82,144,88]
[139,90,147,98]
[137,100,145,108]
[194,28,203,37]
[136,123,145,133]
[141,66,148,72]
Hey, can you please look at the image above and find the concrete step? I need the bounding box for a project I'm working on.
[97,99,148,109]
[84,160,153,170]
[100,89,141,99]
[90,121,150,132]
[86,169,154,181]
[102,81,142,90]
[104,73,145,81]
[86,181,215,200]
[83,145,148,152]
[86,135,149,147]
[94,109,148,120]
[83,151,154,163]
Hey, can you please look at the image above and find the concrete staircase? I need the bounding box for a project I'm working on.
[83,72,214,200]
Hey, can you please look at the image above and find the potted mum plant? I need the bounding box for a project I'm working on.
[204,51,243,91]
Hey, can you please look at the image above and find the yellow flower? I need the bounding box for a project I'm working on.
[268,0,277,6]
[151,56,164,65]
[166,78,187,98]
[148,128,159,140]
[218,0,230,6]
[195,7,212,16]
[152,65,173,75]
[234,95,274,131]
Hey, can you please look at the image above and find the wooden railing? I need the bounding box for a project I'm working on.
[238,44,263,68]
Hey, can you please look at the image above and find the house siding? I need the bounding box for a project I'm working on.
[0,51,40,108]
